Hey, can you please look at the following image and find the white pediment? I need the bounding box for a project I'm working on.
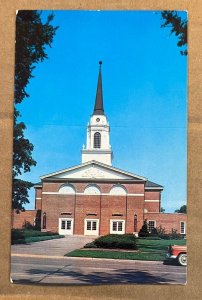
[40,161,147,181]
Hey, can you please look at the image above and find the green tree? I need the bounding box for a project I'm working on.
[13,10,58,212]
[160,207,165,213]
[175,205,187,214]
[138,220,150,237]
[161,10,187,55]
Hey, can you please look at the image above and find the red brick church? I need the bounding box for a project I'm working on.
[13,62,187,236]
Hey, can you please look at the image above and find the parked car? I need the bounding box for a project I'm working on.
[166,245,187,266]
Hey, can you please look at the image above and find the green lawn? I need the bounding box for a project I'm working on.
[12,229,64,244]
[65,238,186,261]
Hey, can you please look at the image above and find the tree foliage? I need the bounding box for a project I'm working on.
[161,10,187,55]
[175,205,187,214]
[160,207,165,213]
[13,10,58,211]
[138,220,150,237]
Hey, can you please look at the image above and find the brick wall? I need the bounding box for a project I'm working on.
[35,187,42,210]
[12,210,40,229]
[29,181,166,235]
[40,190,146,235]
[144,212,187,234]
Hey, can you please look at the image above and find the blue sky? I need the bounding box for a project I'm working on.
[17,10,187,212]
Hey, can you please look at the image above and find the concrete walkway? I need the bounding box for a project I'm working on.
[11,235,95,256]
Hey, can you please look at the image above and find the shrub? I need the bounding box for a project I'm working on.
[84,242,97,248]
[12,234,64,245]
[22,221,35,230]
[11,229,60,243]
[85,234,137,250]
[138,220,150,237]
[157,225,166,235]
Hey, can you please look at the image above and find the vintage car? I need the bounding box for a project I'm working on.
[166,245,187,266]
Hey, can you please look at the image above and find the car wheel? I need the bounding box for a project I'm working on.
[178,253,187,266]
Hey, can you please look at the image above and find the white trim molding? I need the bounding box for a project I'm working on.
[144,199,160,202]
[42,191,144,196]
[36,197,42,200]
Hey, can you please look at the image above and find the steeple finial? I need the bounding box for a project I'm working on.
[93,61,104,115]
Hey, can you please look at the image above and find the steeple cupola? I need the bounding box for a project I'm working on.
[81,62,113,165]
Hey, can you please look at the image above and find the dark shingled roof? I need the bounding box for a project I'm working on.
[145,180,163,188]
[93,61,104,115]
[34,182,42,186]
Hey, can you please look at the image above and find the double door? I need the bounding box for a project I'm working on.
[59,218,73,235]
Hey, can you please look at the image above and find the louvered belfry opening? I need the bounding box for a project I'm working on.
[94,132,101,148]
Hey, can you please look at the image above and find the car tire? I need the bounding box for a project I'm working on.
[178,253,187,266]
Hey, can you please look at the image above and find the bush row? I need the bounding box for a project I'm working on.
[12,234,64,245]
[12,229,59,241]
[84,234,137,250]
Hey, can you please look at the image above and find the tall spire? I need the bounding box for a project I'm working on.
[93,61,104,115]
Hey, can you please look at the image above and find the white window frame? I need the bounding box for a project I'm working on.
[84,219,99,236]
[180,221,186,234]
[110,219,125,234]
[148,220,156,233]
[58,218,74,235]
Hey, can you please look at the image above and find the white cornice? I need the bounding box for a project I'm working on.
[40,160,148,181]
[144,199,160,202]
[42,192,144,196]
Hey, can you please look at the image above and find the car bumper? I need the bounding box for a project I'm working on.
[166,253,177,259]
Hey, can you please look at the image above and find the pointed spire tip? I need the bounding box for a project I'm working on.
[93,61,104,115]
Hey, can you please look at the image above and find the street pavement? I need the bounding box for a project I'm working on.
[11,236,187,285]
[11,255,186,285]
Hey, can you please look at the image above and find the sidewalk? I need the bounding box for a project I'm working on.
[11,235,95,256]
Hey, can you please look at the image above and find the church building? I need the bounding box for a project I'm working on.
[12,62,187,236]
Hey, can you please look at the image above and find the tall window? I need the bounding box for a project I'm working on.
[94,132,101,148]
[180,221,186,234]
[148,220,156,233]
[42,212,46,229]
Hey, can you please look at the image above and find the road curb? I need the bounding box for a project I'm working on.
[11,253,162,264]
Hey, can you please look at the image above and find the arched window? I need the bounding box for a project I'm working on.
[109,185,127,195]
[84,184,101,195]
[42,212,46,229]
[58,184,75,194]
[94,132,101,148]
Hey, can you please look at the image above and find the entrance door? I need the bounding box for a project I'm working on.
[59,218,73,235]
[84,219,99,236]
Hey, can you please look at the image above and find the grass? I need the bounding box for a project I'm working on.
[12,229,64,244]
[65,238,186,261]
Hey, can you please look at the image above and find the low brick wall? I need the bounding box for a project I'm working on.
[12,210,41,229]
[144,212,187,234]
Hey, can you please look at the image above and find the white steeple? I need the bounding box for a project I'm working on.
[81,62,113,165]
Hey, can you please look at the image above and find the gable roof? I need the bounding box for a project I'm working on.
[145,180,163,190]
[40,160,148,181]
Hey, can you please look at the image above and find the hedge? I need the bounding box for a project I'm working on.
[84,234,137,250]
[12,235,64,245]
